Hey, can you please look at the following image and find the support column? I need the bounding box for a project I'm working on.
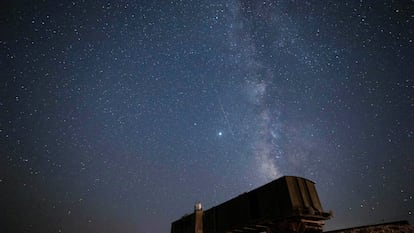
[194,203,203,233]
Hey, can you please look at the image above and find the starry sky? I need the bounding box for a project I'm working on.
[1,1,413,233]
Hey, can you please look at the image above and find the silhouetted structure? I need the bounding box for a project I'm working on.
[171,176,332,233]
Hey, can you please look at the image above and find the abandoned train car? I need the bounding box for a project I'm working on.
[171,176,331,233]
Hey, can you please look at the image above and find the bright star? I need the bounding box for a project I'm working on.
[218,131,223,136]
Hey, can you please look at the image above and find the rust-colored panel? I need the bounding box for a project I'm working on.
[305,179,323,212]
[286,176,302,211]
[298,176,312,208]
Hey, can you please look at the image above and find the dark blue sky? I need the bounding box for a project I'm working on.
[1,1,413,233]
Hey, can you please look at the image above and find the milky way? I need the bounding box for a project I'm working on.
[1,1,413,233]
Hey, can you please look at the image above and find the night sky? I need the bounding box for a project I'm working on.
[1,1,413,233]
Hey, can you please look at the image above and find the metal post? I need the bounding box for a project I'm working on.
[194,202,203,233]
